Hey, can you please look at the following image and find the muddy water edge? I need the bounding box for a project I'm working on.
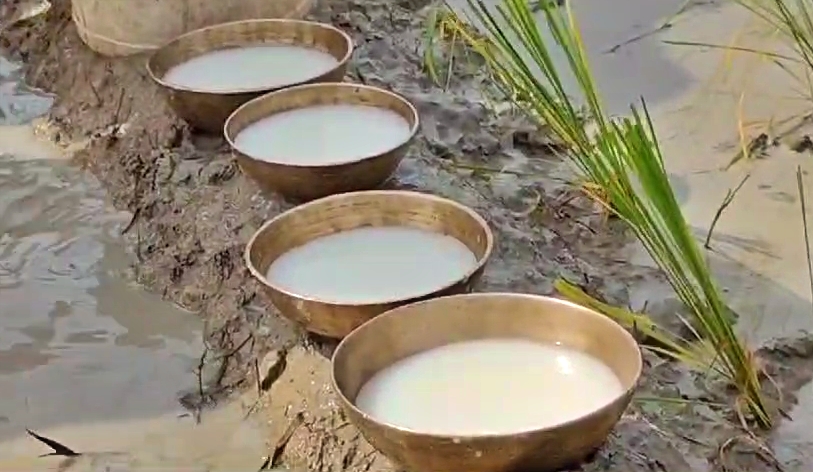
[0,48,208,432]
[3,0,813,471]
[0,23,281,472]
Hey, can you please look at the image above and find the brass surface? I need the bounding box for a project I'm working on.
[245,190,493,339]
[224,82,419,202]
[146,19,352,133]
[331,293,642,472]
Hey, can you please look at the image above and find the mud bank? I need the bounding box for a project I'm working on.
[3,0,813,470]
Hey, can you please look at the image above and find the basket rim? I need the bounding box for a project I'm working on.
[72,0,313,56]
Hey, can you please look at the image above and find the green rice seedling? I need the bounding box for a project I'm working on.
[441,0,771,426]
[423,2,568,119]
[423,6,468,89]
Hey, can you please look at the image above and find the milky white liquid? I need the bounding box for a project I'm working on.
[265,226,477,304]
[234,104,412,165]
[354,339,625,435]
[162,45,339,92]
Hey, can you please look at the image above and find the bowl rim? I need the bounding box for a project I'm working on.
[244,190,494,306]
[330,292,643,440]
[145,18,354,96]
[223,82,420,168]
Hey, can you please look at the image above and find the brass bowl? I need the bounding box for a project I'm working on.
[224,82,419,202]
[331,293,642,472]
[146,19,353,134]
[245,190,492,338]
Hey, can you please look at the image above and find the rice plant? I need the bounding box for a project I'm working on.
[735,0,813,76]
[554,279,719,372]
[665,0,813,165]
[430,0,772,426]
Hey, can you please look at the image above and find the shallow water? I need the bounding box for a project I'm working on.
[0,71,205,441]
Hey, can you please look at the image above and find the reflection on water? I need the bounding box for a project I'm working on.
[0,56,202,440]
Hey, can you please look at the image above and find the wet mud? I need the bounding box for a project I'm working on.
[2,0,813,470]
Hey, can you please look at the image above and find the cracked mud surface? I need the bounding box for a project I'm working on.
[3,0,813,470]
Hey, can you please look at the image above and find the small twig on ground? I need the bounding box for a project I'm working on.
[215,333,253,362]
[26,429,80,457]
[112,89,126,124]
[796,166,813,316]
[105,90,129,149]
[87,70,102,107]
[207,331,253,399]
[257,456,271,471]
[705,174,750,249]
[194,346,209,424]
[254,358,261,396]
[604,0,704,53]
[121,207,140,235]
[245,348,289,419]
[444,160,557,180]
[270,412,305,468]
[777,113,813,143]
[605,21,674,54]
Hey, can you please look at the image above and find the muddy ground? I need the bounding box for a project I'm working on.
[2,0,813,470]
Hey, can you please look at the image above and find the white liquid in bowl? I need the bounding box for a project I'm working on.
[354,338,625,435]
[162,45,339,92]
[265,226,478,304]
[233,104,412,166]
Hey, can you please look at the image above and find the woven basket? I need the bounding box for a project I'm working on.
[71,0,314,57]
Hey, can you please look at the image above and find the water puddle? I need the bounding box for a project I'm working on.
[545,0,700,112]
[0,55,267,470]
[0,149,208,434]
[445,0,710,113]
